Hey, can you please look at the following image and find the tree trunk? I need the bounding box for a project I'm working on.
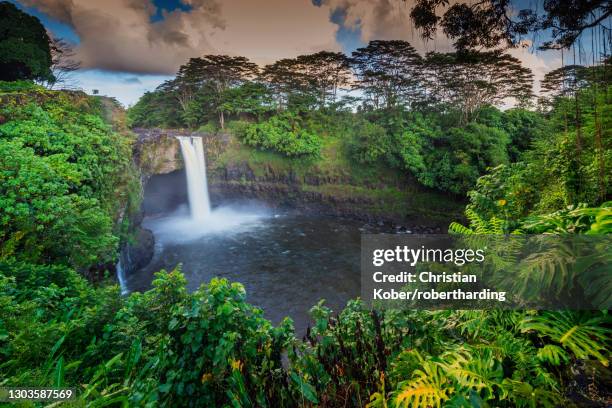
[219,111,225,130]
[574,92,582,153]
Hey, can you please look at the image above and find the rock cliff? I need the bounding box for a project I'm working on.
[132,128,463,227]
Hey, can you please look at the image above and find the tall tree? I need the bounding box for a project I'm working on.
[220,82,273,121]
[294,51,351,107]
[261,58,315,110]
[261,52,350,109]
[171,55,259,128]
[540,61,612,104]
[350,40,424,109]
[0,1,53,82]
[423,50,534,121]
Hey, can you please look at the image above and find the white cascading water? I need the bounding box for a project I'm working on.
[137,135,268,245]
[177,136,211,220]
[116,258,128,295]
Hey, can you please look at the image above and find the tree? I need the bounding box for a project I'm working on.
[423,50,533,122]
[128,89,184,128]
[169,55,259,129]
[350,40,423,109]
[220,82,273,121]
[47,37,81,89]
[0,1,53,82]
[410,0,611,51]
[540,62,612,106]
[294,51,351,107]
[261,52,351,110]
[261,58,313,110]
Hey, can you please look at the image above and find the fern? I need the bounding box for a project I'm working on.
[515,239,578,298]
[449,209,509,235]
[448,221,474,235]
[586,203,612,234]
[522,202,611,234]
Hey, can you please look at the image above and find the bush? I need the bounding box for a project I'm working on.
[0,87,135,268]
[418,123,510,194]
[345,119,390,164]
[240,114,321,157]
[197,122,218,134]
[0,80,40,93]
[6,263,605,407]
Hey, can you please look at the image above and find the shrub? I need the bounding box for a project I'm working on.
[345,119,391,164]
[0,88,134,268]
[240,114,321,157]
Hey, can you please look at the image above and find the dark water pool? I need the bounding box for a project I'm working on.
[126,202,387,334]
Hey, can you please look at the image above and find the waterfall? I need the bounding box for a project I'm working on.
[177,136,211,219]
[116,258,128,295]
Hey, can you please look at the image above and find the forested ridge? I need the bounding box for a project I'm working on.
[1,0,611,406]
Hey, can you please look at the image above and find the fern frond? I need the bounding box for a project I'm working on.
[438,348,503,401]
[448,222,474,235]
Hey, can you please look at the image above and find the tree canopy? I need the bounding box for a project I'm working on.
[410,0,611,51]
[0,1,54,82]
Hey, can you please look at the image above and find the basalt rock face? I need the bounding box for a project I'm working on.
[133,128,183,176]
[133,128,231,175]
[132,128,462,227]
[124,227,155,273]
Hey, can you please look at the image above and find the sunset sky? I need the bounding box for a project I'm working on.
[10,0,593,106]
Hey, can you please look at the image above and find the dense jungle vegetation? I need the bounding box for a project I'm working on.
[1,0,611,406]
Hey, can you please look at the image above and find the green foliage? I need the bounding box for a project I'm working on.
[345,119,391,164]
[521,311,611,367]
[2,35,610,408]
[522,202,612,234]
[0,264,296,407]
[345,109,513,195]
[2,263,609,407]
[239,113,322,157]
[0,2,54,82]
[419,122,510,194]
[452,84,611,234]
[221,82,273,120]
[0,79,40,93]
[150,278,294,407]
[127,89,184,128]
[0,87,134,268]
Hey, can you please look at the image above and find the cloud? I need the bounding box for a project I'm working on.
[72,70,171,106]
[19,0,341,74]
[507,41,562,95]
[318,0,455,54]
[316,0,562,96]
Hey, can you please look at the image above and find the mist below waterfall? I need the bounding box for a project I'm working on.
[146,203,271,243]
[146,136,271,243]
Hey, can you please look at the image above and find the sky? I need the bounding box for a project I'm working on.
[10,0,573,106]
